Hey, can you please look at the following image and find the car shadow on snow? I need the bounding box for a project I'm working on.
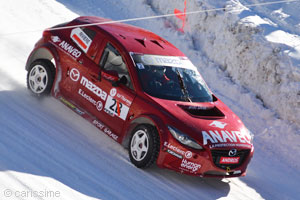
[0,89,231,200]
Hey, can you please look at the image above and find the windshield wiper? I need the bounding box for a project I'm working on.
[176,69,192,102]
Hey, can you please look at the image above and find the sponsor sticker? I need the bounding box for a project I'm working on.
[209,121,227,129]
[51,36,61,43]
[70,68,80,82]
[96,101,103,111]
[219,157,240,164]
[110,88,117,97]
[164,142,185,156]
[166,149,183,159]
[78,89,104,112]
[140,55,196,70]
[93,120,118,141]
[209,143,252,149]
[185,151,192,159]
[59,97,85,115]
[180,159,201,173]
[59,41,82,58]
[69,68,107,101]
[50,36,82,59]
[71,28,92,53]
[202,130,251,146]
[80,76,107,101]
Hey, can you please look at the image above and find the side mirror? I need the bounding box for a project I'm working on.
[101,70,119,82]
[112,75,128,87]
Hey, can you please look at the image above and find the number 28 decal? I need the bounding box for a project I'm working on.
[104,95,129,120]
[109,98,122,116]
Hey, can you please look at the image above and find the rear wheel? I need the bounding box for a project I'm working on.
[129,124,160,168]
[27,60,55,96]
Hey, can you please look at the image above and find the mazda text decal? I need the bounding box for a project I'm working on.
[80,76,107,101]
[69,68,107,111]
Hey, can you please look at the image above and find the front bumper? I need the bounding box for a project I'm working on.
[156,137,254,178]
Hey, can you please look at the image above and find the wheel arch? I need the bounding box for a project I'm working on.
[122,115,167,149]
[25,44,59,71]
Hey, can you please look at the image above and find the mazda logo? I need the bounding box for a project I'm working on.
[70,68,80,82]
[228,149,237,157]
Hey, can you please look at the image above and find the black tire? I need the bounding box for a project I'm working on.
[129,124,160,168]
[27,59,55,96]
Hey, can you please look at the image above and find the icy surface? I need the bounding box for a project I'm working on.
[0,0,299,200]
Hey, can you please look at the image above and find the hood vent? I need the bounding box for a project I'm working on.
[151,40,164,49]
[178,105,225,118]
[135,38,146,47]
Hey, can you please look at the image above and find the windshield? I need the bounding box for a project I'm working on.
[131,53,213,102]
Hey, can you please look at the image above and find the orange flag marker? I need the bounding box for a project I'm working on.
[174,0,187,32]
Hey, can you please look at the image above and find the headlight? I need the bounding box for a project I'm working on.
[168,126,203,150]
[248,129,254,144]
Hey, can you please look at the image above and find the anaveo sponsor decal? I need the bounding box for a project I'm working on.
[202,129,252,148]
[70,68,107,111]
[51,36,82,59]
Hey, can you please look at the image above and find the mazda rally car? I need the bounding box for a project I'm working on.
[26,16,254,177]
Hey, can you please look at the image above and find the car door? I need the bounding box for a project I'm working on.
[57,27,107,116]
[88,41,136,136]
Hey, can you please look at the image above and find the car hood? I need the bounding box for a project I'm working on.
[148,95,253,149]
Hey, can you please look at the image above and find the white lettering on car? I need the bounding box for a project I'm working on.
[202,130,251,145]
[164,142,185,155]
[78,89,103,111]
[80,76,107,101]
[219,157,240,164]
[93,120,118,141]
[58,41,82,58]
[180,159,201,173]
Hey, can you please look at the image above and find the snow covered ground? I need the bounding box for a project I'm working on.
[0,0,299,200]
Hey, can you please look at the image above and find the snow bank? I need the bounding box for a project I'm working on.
[148,0,300,126]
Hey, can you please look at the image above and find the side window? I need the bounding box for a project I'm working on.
[81,28,96,40]
[99,43,133,89]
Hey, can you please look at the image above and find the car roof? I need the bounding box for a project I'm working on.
[72,16,185,57]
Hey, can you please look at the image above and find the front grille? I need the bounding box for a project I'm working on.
[211,149,250,170]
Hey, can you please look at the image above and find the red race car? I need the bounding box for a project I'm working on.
[26,16,254,178]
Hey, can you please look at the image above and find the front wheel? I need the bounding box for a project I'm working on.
[129,124,160,168]
[27,60,55,96]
